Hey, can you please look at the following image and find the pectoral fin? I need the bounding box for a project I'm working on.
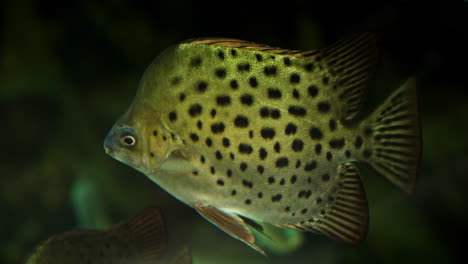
[195,205,267,256]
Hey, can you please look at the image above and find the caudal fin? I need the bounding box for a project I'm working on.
[364,77,421,193]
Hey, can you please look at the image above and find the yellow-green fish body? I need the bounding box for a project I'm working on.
[24,207,181,264]
[104,33,421,254]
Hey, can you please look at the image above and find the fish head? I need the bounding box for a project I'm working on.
[104,99,174,175]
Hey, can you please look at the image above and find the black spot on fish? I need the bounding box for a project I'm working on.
[321,173,330,181]
[295,160,301,168]
[316,197,322,203]
[240,162,248,171]
[271,109,281,119]
[322,76,329,85]
[215,150,223,160]
[305,63,314,72]
[205,137,212,147]
[215,68,227,78]
[249,130,253,138]
[218,51,225,60]
[249,77,258,88]
[318,101,331,113]
[222,137,230,147]
[190,57,202,67]
[267,88,282,99]
[257,165,264,174]
[150,152,155,157]
[234,115,249,128]
[272,194,282,202]
[259,148,267,160]
[288,106,306,116]
[227,169,232,177]
[329,138,345,149]
[230,79,239,89]
[307,85,319,97]
[211,122,225,134]
[285,123,297,135]
[197,120,203,130]
[245,199,251,205]
[238,143,253,154]
[260,107,269,118]
[309,127,323,140]
[171,76,182,86]
[345,150,351,158]
[197,81,208,93]
[260,128,275,139]
[263,66,277,76]
[231,49,237,57]
[290,73,300,84]
[242,179,253,188]
[210,166,216,174]
[363,149,372,158]
[237,63,251,72]
[326,152,332,161]
[258,192,263,198]
[329,119,337,131]
[192,170,198,176]
[301,208,308,214]
[268,176,275,184]
[274,142,281,153]
[290,175,297,184]
[292,89,300,99]
[280,178,285,185]
[292,139,304,152]
[240,94,253,106]
[210,109,217,118]
[189,104,202,117]
[298,190,312,198]
[231,190,237,195]
[217,179,224,186]
[179,93,186,102]
[169,111,177,122]
[285,206,290,212]
[229,152,235,160]
[354,136,363,149]
[304,161,317,172]
[216,95,231,106]
[255,54,263,61]
[190,133,199,142]
[276,157,289,168]
[283,57,291,66]
[314,143,322,154]
[153,130,158,136]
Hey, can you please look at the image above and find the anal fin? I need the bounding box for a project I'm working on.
[294,163,368,244]
[195,205,267,256]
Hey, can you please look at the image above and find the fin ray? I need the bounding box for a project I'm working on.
[364,77,421,193]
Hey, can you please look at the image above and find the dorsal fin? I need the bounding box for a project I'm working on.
[112,206,168,262]
[181,37,315,56]
[320,32,378,120]
[291,163,368,244]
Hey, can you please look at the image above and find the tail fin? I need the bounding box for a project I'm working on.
[364,77,421,193]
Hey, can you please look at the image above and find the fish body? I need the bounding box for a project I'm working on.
[104,33,421,254]
[24,206,176,264]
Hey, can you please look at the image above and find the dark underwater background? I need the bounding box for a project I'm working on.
[1,1,467,263]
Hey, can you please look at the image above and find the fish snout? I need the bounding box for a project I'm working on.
[103,133,116,154]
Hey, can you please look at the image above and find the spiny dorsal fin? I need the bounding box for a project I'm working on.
[195,205,267,256]
[320,32,378,120]
[293,163,368,244]
[182,38,314,56]
[112,206,168,262]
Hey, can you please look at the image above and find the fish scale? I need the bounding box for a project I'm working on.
[104,32,421,255]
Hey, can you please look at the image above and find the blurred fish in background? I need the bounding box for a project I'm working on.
[22,206,192,264]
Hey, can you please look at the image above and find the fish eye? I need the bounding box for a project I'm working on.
[120,135,136,147]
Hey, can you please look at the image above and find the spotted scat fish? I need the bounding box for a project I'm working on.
[23,206,179,264]
[104,33,421,255]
